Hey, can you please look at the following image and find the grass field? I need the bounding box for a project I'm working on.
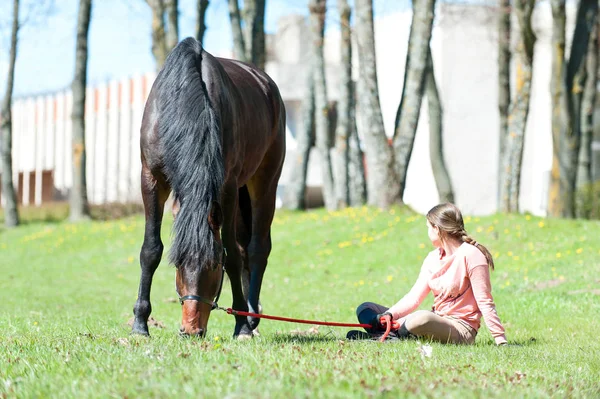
[1,205,599,398]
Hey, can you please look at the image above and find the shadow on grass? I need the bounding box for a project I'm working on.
[270,331,344,344]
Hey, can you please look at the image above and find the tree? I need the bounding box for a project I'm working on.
[576,18,599,217]
[0,0,20,228]
[499,0,536,213]
[497,0,511,208]
[228,0,246,61]
[196,0,209,44]
[283,69,315,210]
[425,48,454,203]
[145,0,179,70]
[548,0,598,218]
[333,0,352,208]
[227,0,266,69]
[354,0,396,207]
[69,0,92,222]
[355,0,436,207]
[309,0,336,211]
[392,0,436,202]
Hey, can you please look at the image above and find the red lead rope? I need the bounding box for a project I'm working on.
[223,308,399,342]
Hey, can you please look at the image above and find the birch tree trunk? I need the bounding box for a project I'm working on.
[355,0,397,207]
[348,116,367,206]
[334,0,352,208]
[283,72,315,210]
[500,0,535,213]
[228,0,247,61]
[146,0,168,69]
[0,0,20,228]
[165,0,179,51]
[576,20,598,217]
[497,0,511,208]
[242,0,266,70]
[69,0,92,222]
[548,0,598,218]
[392,0,435,201]
[196,0,209,44]
[309,0,336,211]
[426,48,454,203]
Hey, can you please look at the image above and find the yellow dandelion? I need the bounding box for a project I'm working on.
[419,243,425,249]
[214,336,220,341]
[556,253,562,258]
[359,280,365,286]
[505,280,511,286]
[525,215,531,220]
[476,226,483,233]
[507,251,513,257]
[513,256,520,261]
[538,221,545,228]
[128,256,135,263]
[386,275,393,282]
[559,275,565,281]
[504,229,510,234]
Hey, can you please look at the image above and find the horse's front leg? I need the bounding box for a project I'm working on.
[132,166,169,336]
[221,182,253,338]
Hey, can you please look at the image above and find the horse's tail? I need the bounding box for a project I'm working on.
[156,37,224,268]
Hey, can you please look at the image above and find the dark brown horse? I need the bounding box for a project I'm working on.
[131,37,286,338]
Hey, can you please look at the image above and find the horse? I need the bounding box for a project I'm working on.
[131,37,286,338]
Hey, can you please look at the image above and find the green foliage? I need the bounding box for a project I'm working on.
[1,206,599,398]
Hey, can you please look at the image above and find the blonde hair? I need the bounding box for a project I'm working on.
[426,203,495,270]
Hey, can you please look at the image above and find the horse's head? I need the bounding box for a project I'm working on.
[175,201,226,337]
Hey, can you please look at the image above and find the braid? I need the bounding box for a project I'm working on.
[460,230,495,271]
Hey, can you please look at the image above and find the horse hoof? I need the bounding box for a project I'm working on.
[252,328,260,337]
[236,333,253,341]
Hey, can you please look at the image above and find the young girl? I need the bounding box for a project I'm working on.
[348,203,507,345]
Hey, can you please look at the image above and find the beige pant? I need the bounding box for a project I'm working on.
[356,302,477,345]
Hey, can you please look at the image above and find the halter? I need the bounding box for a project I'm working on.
[177,247,227,310]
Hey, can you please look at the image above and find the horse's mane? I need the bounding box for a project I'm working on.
[155,37,224,272]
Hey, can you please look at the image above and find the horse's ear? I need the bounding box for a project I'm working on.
[208,201,223,229]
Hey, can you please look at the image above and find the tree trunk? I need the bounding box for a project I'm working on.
[426,48,454,203]
[165,0,179,51]
[497,0,511,208]
[283,70,315,210]
[548,0,598,218]
[354,0,396,207]
[348,114,367,206]
[309,0,336,211]
[0,0,20,228]
[196,0,209,44]
[576,17,598,218]
[242,0,266,70]
[228,0,247,62]
[69,0,92,222]
[333,0,352,208]
[392,0,436,201]
[500,0,536,213]
[146,0,168,70]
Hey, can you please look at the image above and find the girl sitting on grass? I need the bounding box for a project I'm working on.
[347,203,507,345]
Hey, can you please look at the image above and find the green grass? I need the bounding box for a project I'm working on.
[1,205,599,398]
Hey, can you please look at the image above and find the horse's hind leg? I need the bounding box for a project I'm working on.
[132,165,170,336]
[245,139,285,330]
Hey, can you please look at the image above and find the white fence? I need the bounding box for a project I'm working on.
[1,72,157,206]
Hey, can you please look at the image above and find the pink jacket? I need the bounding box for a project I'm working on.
[388,243,507,345]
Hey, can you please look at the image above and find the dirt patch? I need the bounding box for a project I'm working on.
[533,279,566,290]
[568,289,600,295]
